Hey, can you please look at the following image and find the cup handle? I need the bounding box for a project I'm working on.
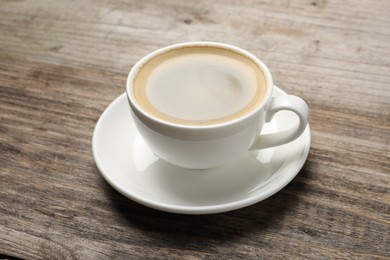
[250,94,309,150]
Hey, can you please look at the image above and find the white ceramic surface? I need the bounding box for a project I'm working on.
[126,42,309,169]
[92,86,311,214]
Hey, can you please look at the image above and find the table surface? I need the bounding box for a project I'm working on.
[1,0,389,259]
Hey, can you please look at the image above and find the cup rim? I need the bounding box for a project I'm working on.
[126,41,273,130]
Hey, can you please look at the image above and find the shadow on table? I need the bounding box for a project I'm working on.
[98,163,311,247]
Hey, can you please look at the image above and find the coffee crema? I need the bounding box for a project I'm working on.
[132,46,267,126]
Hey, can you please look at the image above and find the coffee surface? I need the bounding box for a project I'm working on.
[132,46,267,125]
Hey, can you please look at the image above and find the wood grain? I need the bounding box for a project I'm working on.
[1,0,389,259]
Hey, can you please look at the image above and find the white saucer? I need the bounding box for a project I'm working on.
[92,86,310,214]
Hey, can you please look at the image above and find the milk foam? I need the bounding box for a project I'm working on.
[133,46,266,125]
[147,54,258,121]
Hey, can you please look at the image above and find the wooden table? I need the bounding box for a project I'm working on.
[1,0,389,259]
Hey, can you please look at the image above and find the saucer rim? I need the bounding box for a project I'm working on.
[92,86,311,214]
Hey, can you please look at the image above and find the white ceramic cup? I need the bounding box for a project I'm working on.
[126,42,309,169]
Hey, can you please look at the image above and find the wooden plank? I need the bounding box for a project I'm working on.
[0,0,389,259]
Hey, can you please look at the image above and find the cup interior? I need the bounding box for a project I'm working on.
[126,42,273,129]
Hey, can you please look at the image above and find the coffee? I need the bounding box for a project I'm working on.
[132,46,267,125]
